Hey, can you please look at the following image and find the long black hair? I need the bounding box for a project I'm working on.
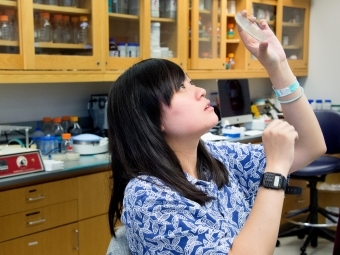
[108,59,229,237]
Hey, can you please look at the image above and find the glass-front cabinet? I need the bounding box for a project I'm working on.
[0,0,23,69]
[278,0,309,70]
[106,0,186,70]
[21,0,102,70]
[247,0,277,70]
[189,0,227,70]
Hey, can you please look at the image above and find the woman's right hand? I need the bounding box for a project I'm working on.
[262,120,299,175]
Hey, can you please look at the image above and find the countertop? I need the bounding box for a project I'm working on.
[0,154,110,191]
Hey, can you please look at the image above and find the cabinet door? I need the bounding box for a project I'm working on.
[78,214,111,255]
[77,171,111,220]
[0,0,23,69]
[189,0,227,70]
[0,223,79,255]
[277,0,309,70]
[19,0,103,70]
[246,0,277,70]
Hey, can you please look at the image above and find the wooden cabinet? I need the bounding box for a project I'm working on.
[0,0,310,82]
[0,171,111,255]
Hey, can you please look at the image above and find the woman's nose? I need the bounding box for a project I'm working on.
[196,87,206,99]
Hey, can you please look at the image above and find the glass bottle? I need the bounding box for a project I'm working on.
[53,14,63,43]
[68,116,82,136]
[42,117,53,135]
[5,9,17,41]
[62,15,72,43]
[61,133,73,154]
[78,16,89,44]
[71,16,79,44]
[61,116,71,133]
[45,0,58,6]
[34,12,41,42]
[39,12,52,42]
[0,15,10,40]
[52,117,64,152]
[109,38,119,57]
[228,53,235,70]
[61,0,74,6]
[227,23,235,39]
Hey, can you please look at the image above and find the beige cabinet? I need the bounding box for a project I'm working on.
[0,0,310,82]
[0,171,111,255]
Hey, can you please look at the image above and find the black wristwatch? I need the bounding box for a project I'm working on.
[260,172,302,195]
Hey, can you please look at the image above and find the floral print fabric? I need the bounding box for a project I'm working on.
[121,141,266,254]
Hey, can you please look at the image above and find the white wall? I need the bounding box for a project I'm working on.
[302,0,340,104]
[1,0,339,124]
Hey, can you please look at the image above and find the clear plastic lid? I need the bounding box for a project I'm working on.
[235,12,266,42]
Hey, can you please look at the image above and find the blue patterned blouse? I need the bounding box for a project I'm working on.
[121,141,266,254]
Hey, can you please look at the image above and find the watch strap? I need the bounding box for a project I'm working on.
[285,185,302,195]
[273,79,300,98]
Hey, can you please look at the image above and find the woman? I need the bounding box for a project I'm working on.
[107,11,326,255]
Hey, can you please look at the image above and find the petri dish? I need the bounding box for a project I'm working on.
[235,12,266,41]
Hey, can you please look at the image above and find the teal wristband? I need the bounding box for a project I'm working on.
[273,79,300,98]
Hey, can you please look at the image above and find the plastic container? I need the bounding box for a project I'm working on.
[31,126,45,149]
[0,15,10,40]
[150,0,160,17]
[68,116,82,136]
[53,14,63,43]
[78,16,89,44]
[40,135,58,156]
[116,42,126,57]
[164,0,177,19]
[234,12,266,41]
[113,0,128,14]
[316,99,323,110]
[5,9,17,41]
[308,99,316,110]
[109,38,119,57]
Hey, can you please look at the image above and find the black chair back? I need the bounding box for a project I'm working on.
[315,110,340,154]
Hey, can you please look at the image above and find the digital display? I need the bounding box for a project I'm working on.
[0,160,8,171]
[274,176,280,187]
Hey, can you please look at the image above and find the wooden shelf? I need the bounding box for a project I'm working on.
[283,45,301,50]
[108,13,139,20]
[33,4,91,14]
[0,0,17,7]
[34,42,92,49]
[0,40,19,47]
[151,17,176,23]
[226,39,240,43]
[282,22,302,27]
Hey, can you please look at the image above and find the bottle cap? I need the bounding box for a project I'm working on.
[53,117,62,123]
[235,12,266,41]
[62,116,70,121]
[70,116,79,122]
[228,53,234,58]
[79,16,88,22]
[53,14,62,20]
[62,15,70,21]
[62,133,72,139]
[227,23,234,28]
[43,117,51,122]
[0,15,8,21]
[40,12,50,19]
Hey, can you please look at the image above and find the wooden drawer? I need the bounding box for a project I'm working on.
[0,178,77,217]
[0,200,78,242]
[0,223,79,255]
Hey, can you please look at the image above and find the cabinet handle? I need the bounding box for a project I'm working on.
[27,218,46,225]
[297,199,305,203]
[27,195,45,201]
[74,229,79,250]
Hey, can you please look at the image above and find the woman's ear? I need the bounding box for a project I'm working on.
[161,125,165,132]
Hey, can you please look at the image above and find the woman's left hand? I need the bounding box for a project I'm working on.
[236,10,286,70]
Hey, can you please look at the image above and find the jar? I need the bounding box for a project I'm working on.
[308,99,316,110]
[109,38,119,57]
[117,42,127,57]
[127,42,138,57]
[164,0,177,19]
[228,53,235,69]
[129,0,139,15]
[227,0,236,14]
[150,0,160,17]
[61,116,71,133]
[42,117,53,135]
[71,16,79,44]
[68,116,82,136]
[227,23,235,39]
[78,16,89,44]
[282,33,289,46]
[53,14,63,43]
[39,12,52,42]
[61,133,73,154]
[315,99,323,110]
[40,135,58,156]
[323,99,332,110]
[62,15,72,43]
[0,15,10,40]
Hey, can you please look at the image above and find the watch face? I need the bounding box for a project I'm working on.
[263,172,282,190]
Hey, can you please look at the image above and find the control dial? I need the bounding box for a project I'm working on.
[17,156,28,167]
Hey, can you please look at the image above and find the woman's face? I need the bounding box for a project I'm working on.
[161,75,218,140]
